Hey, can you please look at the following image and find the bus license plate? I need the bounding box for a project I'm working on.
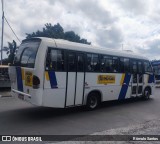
[18,94,24,100]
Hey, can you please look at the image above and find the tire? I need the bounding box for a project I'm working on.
[142,88,151,100]
[86,92,100,110]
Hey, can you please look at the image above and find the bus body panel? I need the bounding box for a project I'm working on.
[43,89,66,108]
[43,72,66,108]
[84,73,132,102]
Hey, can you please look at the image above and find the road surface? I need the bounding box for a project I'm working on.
[0,88,160,136]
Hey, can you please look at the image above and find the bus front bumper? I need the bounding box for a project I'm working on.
[12,89,31,101]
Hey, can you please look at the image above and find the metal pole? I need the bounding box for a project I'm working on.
[1,0,4,65]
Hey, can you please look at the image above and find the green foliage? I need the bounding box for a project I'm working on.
[26,23,91,45]
[5,40,17,64]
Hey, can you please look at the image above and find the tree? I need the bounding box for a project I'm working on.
[64,31,80,42]
[26,23,91,45]
[5,40,17,64]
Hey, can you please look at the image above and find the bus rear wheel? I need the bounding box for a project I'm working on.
[86,92,100,110]
[142,88,151,100]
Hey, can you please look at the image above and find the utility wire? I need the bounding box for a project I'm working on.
[4,16,21,43]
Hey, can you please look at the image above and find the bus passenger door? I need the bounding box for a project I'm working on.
[137,61,143,96]
[143,61,155,94]
[66,52,76,106]
[131,60,144,97]
[75,53,85,105]
[131,60,138,97]
[66,52,85,107]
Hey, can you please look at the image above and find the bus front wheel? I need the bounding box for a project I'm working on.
[142,88,151,100]
[86,92,100,110]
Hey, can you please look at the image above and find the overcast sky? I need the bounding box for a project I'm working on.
[1,0,160,60]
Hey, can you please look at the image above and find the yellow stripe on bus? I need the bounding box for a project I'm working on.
[45,71,50,81]
[21,68,25,80]
[120,74,125,85]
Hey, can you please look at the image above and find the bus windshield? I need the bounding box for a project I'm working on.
[14,40,40,68]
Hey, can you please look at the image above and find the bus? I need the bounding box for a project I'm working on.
[151,60,160,87]
[0,65,11,88]
[9,37,155,109]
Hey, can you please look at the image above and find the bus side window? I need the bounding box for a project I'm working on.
[131,60,137,74]
[86,54,99,72]
[112,57,119,73]
[77,54,84,72]
[92,54,100,72]
[48,49,65,71]
[68,52,76,72]
[144,61,153,73]
[105,57,113,73]
[100,56,112,73]
[100,56,118,73]
[120,58,130,73]
[138,61,143,73]
[119,58,124,73]
[87,54,92,71]
[100,55,105,72]
[124,58,130,73]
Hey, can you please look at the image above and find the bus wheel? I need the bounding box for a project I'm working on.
[142,88,151,100]
[86,92,100,110]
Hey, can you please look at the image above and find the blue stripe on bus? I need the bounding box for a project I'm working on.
[148,75,154,83]
[16,67,23,92]
[118,74,131,100]
[48,71,58,88]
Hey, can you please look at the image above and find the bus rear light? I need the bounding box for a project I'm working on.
[33,75,40,89]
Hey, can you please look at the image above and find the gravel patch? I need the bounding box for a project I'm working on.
[56,119,160,144]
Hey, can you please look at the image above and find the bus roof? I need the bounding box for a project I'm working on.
[29,37,149,61]
[151,60,160,66]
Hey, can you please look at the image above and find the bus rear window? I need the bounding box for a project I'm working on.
[14,40,40,68]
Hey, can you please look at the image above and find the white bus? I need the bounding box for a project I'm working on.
[9,37,155,109]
